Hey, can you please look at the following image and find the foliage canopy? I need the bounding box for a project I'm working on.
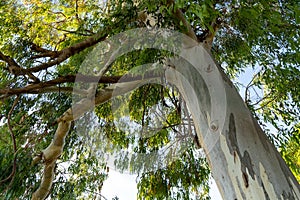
[0,0,299,199]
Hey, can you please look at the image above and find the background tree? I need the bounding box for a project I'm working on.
[0,0,299,199]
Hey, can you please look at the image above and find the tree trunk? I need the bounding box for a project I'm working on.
[165,44,300,200]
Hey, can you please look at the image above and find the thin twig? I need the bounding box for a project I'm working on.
[83,188,108,200]
[0,95,20,187]
[253,94,278,112]
[244,72,260,103]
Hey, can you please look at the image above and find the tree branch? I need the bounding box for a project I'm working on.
[0,51,40,83]
[165,0,198,43]
[0,72,162,100]
[0,75,119,96]
[1,86,88,96]
[174,8,198,42]
[26,33,108,73]
[30,43,58,54]
[0,95,20,186]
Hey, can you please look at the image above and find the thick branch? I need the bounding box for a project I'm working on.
[168,0,221,51]
[166,0,198,42]
[0,51,20,67]
[0,86,87,97]
[31,121,70,200]
[0,74,120,96]
[26,33,108,73]
[30,52,60,60]
[0,51,40,83]
[173,8,198,42]
[30,43,59,59]
[201,19,221,51]
[0,72,162,100]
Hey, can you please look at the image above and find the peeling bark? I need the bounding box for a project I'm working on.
[165,44,300,200]
[32,121,70,200]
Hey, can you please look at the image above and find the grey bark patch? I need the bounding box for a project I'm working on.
[282,191,296,200]
[227,113,239,155]
[226,113,255,181]
[241,151,255,180]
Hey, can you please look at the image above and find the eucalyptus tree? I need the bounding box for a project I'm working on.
[0,0,299,200]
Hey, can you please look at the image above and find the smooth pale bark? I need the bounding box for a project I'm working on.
[165,44,300,200]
